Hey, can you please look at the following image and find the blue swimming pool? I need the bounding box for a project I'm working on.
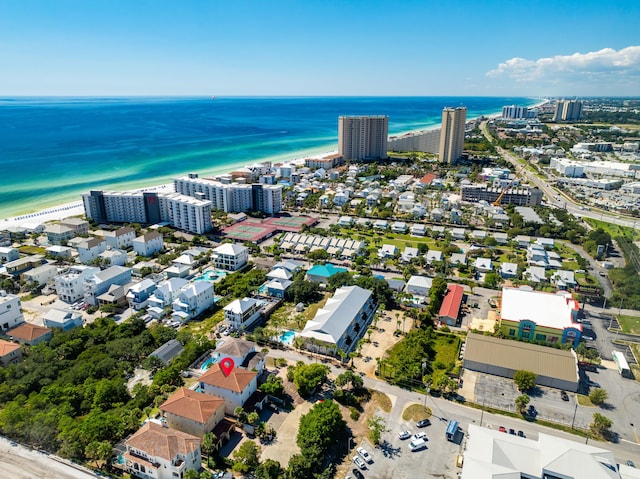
[195,270,227,282]
[201,356,219,370]
[279,330,296,345]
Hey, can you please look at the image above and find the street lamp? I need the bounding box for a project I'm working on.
[571,401,578,429]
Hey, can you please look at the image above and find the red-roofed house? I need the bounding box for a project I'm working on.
[122,421,201,479]
[438,284,465,326]
[420,173,437,185]
[7,323,52,346]
[198,364,258,415]
[0,339,22,367]
[160,387,225,438]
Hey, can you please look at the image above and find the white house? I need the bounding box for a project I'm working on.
[451,228,466,241]
[122,422,201,479]
[133,231,164,257]
[224,297,263,331]
[373,219,388,230]
[425,250,443,263]
[378,244,398,259]
[83,265,132,306]
[552,270,577,290]
[267,268,293,282]
[391,221,407,233]
[55,266,101,303]
[406,275,433,297]
[214,338,265,373]
[126,278,158,311]
[99,248,128,266]
[172,281,215,323]
[21,263,58,287]
[298,285,376,355]
[338,216,354,227]
[43,308,83,331]
[212,243,249,272]
[103,226,136,250]
[401,247,419,263]
[0,291,25,333]
[0,247,19,264]
[474,258,493,272]
[525,265,547,283]
[76,237,107,265]
[449,252,467,266]
[198,364,258,415]
[148,278,190,317]
[45,224,75,245]
[410,224,427,236]
[500,262,519,279]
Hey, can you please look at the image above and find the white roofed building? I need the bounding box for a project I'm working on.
[171,281,215,323]
[499,287,582,347]
[224,297,263,331]
[0,291,25,333]
[212,243,249,272]
[298,285,376,355]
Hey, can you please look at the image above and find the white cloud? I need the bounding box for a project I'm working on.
[486,46,640,94]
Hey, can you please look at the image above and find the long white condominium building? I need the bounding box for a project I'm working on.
[502,105,536,119]
[338,116,388,161]
[552,100,583,122]
[83,190,213,234]
[173,174,283,214]
[439,107,467,163]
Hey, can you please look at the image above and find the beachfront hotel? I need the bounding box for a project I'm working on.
[338,115,389,162]
[173,174,283,214]
[439,107,466,163]
[82,190,213,234]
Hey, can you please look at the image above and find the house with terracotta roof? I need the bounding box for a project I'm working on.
[438,284,465,326]
[122,421,201,479]
[7,323,52,346]
[0,339,22,367]
[160,387,225,438]
[198,364,258,415]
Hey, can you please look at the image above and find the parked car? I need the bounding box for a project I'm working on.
[626,460,635,468]
[416,418,431,428]
[356,447,373,463]
[499,426,507,433]
[412,432,427,441]
[398,430,411,440]
[560,391,569,401]
[351,469,365,479]
[509,428,516,435]
[517,430,525,438]
[353,456,366,470]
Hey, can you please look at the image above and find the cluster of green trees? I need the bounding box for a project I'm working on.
[609,235,640,310]
[378,328,436,388]
[326,271,396,309]
[505,205,586,243]
[583,228,612,258]
[285,273,322,305]
[225,400,347,479]
[0,316,212,462]
[286,362,330,398]
[214,266,266,298]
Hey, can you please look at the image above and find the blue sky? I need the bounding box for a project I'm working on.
[1,0,638,96]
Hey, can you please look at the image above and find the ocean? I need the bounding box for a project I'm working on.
[0,96,538,219]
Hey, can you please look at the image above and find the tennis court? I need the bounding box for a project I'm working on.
[222,222,277,242]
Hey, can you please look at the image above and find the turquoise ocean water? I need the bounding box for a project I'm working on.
[0,96,538,218]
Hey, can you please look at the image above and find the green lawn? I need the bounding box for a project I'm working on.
[584,218,640,241]
[432,333,462,368]
[617,315,640,335]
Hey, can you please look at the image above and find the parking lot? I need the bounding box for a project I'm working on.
[343,414,462,479]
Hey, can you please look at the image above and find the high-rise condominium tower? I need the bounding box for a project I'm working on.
[338,116,389,161]
[439,107,467,163]
[552,100,583,122]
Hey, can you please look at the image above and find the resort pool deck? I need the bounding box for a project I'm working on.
[194,269,227,282]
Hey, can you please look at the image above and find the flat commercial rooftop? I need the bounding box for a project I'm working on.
[500,287,581,331]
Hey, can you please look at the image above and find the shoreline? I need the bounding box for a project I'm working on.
[1,99,543,227]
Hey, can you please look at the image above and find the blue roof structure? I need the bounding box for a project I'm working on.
[307,263,347,278]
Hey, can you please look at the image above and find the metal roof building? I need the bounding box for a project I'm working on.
[463,333,579,392]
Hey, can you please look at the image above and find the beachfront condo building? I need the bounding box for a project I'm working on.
[338,116,389,162]
[173,174,283,214]
[552,100,583,122]
[502,105,536,119]
[82,190,213,234]
[439,107,467,163]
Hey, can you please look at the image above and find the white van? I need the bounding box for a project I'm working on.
[409,438,426,451]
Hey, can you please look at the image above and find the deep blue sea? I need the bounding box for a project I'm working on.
[0,96,537,218]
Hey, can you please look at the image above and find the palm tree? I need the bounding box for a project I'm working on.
[202,432,218,458]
